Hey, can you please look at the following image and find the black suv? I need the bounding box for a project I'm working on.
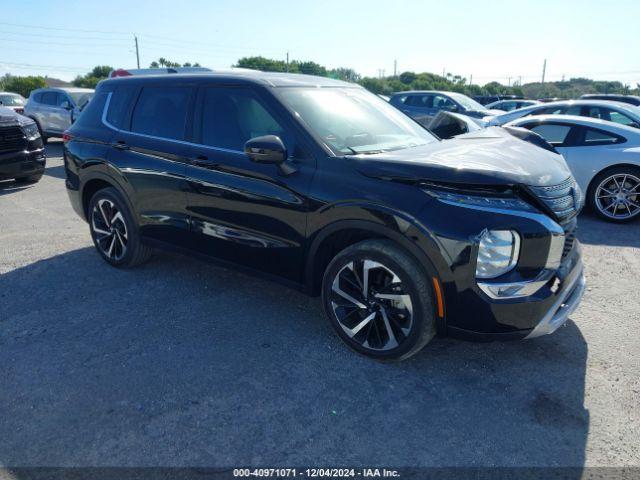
[0,107,46,183]
[64,72,585,360]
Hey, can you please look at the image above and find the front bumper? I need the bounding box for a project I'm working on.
[525,259,585,339]
[0,148,46,180]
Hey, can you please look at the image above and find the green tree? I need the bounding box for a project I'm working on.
[2,75,46,97]
[72,65,113,89]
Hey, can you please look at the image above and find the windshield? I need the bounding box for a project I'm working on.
[68,91,93,107]
[448,92,486,111]
[0,94,25,106]
[277,87,436,155]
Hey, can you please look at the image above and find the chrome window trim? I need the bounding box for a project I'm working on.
[100,91,246,156]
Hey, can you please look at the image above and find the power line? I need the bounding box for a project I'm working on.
[0,21,129,36]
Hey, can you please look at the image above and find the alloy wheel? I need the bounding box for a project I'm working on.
[330,260,413,351]
[595,173,640,220]
[91,199,128,261]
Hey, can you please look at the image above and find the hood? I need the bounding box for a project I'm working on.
[351,126,572,187]
[0,107,34,127]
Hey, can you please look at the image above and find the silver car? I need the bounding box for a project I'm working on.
[506,114,640,222]
[485,99,640,129]
[24,87,94,142]
[0,92,27,114]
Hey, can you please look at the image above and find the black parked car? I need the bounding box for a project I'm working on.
[580,94,640,107]
[63,72,585,360]
[0,106,46,183]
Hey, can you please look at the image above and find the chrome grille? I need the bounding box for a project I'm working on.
[529,177,582,224]
[0,126,26,154]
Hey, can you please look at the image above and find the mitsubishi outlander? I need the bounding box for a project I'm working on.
[63,72,585,360]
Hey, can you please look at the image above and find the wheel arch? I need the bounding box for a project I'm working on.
[80,171,135,221]
[304,219,443,296]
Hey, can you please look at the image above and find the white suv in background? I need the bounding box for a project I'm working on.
[24,87,94,142]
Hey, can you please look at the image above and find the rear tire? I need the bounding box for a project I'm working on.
[88,187,152,268]
[321,239,437,361]
[587,166,640,223]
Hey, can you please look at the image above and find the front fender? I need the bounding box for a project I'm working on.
[305,200,453,290]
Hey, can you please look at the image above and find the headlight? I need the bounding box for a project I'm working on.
[23,123,40,141]
[476,229,520,279]
[423,189,537,213]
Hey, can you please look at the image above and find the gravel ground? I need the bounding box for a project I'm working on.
[0,141,639,469]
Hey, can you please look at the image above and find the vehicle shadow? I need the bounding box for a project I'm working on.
[577,211,640,248]
[0,247,588,472]
[44,140,64,158]
[0,180,33,196]
[44,164,66,180]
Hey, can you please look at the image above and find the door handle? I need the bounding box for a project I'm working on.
[113,140,129,150]
[190,155,219,168]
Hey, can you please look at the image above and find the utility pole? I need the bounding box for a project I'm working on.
[541,58,547,84]
[469,74,473,85]
[286,51,289,72]
[393,59,397,77]
[508,76,512,87]
[134,35,140,69]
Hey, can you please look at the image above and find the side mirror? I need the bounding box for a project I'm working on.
[630,122,640,129]
[61,100,73,110]
[245,135,287,164]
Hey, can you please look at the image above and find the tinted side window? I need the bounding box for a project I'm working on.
[74,92,108,129]
[586,107,636,127]
[433,95,456,110]
[200,87,285,151]
[130,86,191,140]
[404,95,431,108]
[41,92,57,106]
[529,123,572,144]
[582,128,624,145]
[106,85,137,129]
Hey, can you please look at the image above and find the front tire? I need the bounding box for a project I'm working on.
[588,167,640,223]
[322,239,437,361]
[88,187,152,268]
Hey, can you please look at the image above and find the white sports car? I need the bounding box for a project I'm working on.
[506,115,640,222]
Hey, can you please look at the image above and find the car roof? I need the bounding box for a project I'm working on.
[391,90,452,96]
[99,71,356,89]
[33,87,94,93]
[533,99,638,110]
[0,91,23,96]
[508,114,640,136]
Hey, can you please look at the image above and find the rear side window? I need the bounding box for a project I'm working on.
[74,92,108,129]
[106,85,136,129]
[529,123,572,144]
[40,92,58,106]
[130,86,191,140]
[200,87,285,151]
[404,95,431,108]
[582,128,624,145]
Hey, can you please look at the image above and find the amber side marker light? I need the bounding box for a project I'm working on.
[432,277,445,318]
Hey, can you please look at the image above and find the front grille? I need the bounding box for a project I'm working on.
[529,177,582,224]
[0,126,26,154]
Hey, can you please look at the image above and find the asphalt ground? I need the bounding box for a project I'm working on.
[0,141,639,470]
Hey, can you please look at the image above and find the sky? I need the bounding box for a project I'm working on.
[1,0,639,86]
